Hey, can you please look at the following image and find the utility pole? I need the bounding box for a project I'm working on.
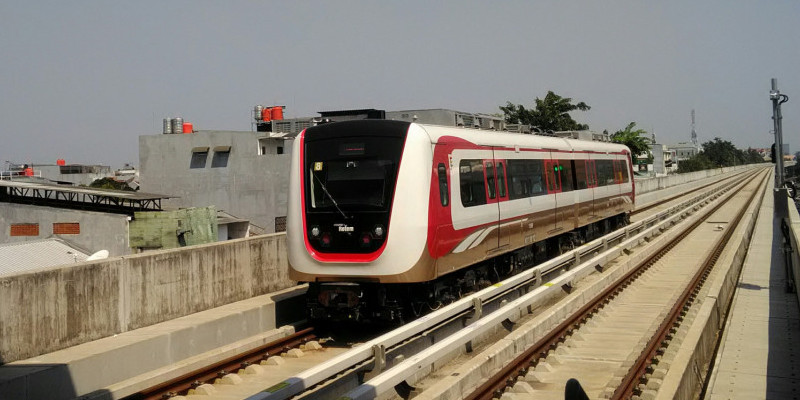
[770,78,789,189]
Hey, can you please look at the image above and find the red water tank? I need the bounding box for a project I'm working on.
[261,108,272,122]
[56,159,66,166]
[270,106,283,121]
[183,122,193,133]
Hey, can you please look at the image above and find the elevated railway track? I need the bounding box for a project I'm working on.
[124,167,770,400]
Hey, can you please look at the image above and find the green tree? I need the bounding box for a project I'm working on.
[702,137,741,167]
[610,122,651,164]
[677,153,714,173]
[500,91,591,132]
[89,177,135,191]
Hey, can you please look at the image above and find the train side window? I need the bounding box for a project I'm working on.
[559,160,575,192]
[507,159,545,200]
[596,160,615,186]
[587,160,598,187]
[574,160,588,189]
[621,160,629,183]
[497,162,507,198]
[485,161,496,199]
[437,163,449,207]
[460,159,487,207]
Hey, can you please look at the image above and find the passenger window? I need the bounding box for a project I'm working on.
[506,159,545,199]
[497,162,506,198]
[460,160,487,207]
[574,160,588,189]
[485,161,496,199]
[437,163,449,207]
[559,160,574,192]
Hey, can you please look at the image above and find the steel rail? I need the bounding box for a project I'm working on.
[125,328,316,400]
[462,170,764,400]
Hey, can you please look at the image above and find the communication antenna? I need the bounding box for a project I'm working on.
[691,109,698,146]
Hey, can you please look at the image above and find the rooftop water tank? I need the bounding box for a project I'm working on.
[270,106,283,121]
[171,117,183,135]
[163,118,172,134]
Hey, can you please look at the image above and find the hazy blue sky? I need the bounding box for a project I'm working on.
[1,1,798,167]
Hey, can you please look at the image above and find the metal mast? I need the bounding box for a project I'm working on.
[690,109,697,146]
[770,78,789,189]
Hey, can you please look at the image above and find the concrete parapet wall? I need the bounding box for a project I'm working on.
[786,198,800,308]
[635,164,764,195]
[0,233,293,363]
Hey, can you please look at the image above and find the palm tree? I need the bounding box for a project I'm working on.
[500,91,591,132]
[611,122,651,164]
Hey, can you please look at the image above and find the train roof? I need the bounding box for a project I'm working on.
[416,124,630,154]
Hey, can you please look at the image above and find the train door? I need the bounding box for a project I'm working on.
[585,159,598,220]
[612,159,626,212]
[494,158,510,250]
[544,159,562,231]
[483,153,510,252]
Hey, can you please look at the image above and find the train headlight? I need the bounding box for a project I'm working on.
[311,226,320,237]
[321,233,331,247]
[361,233,371,247]
[373,225,384,237]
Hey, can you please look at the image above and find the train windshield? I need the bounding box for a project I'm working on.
[306,137,404,212]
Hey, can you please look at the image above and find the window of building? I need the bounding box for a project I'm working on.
[53,223,80,235]
[277,146,284,155]
[211,146,231,168]
[10,223,39,236]
[190,147,209,169]
[275,216,287,232]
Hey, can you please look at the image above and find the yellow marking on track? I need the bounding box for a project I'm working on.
[264,381,290,393]
[544,282,554,287]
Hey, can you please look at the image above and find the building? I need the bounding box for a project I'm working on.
[2,161,112,186]
[667,142,701,161]
[0,179,174,255]
[139,129,291,233]
[651,144,677,175]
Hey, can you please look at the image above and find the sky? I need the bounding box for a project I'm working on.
[1,1,798,168]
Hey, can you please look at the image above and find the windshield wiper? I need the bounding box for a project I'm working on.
[313,174,349,220]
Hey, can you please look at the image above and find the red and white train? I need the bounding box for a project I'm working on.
[287,120,634,322]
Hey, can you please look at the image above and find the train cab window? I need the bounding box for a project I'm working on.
[559,160,575,192]
[485,161,496,199]
[496,162,507,198]
[596,160,615,186]
[437,163,449,207]
[507,159,546,200]
[460,160,487,207]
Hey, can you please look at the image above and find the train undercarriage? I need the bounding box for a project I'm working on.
[306,213,629,324]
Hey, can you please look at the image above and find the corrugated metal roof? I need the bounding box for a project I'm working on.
[0,239,90,277]
[0,180,171,200]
